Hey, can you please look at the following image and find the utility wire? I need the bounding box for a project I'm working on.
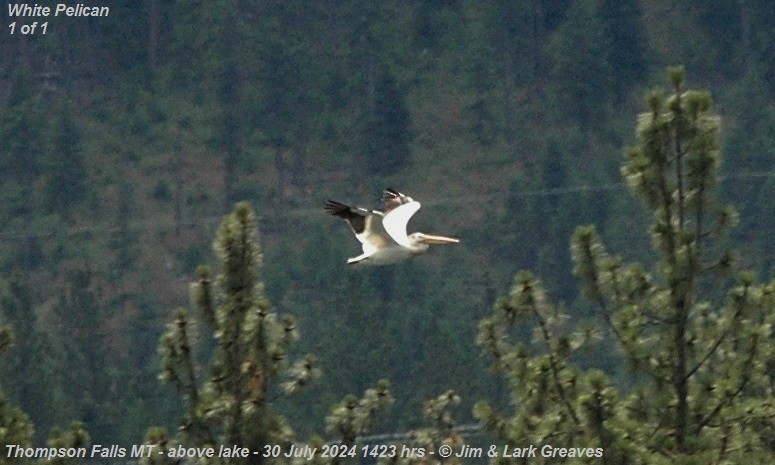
[326,423,485,446]
[0,169,772,242]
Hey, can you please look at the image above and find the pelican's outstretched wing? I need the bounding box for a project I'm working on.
[382,200,421,248]
[382,188,414,214]
[324,200,395,255]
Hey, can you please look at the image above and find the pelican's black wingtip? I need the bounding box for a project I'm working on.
[324,200,347,215]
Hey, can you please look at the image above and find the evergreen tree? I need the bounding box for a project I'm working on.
[691,0,746,76]
[110,181,139,275]
[0,387,34,465]
[0,68,43,189]
[0,326,11,353]
[492,0,535,103]
[166,0,250,207]
[44,99,87,218]
[0,324,34,465]
[214,14,243,208]
[253,35,314,198]
[0,284,92,463]
[599,0,648,94]
[157,202,320,464]
[286,382,393,465]
[746,0,775,92]
[0,280,69,440]
[476,68,775,463]
[324,380,394,449]
[138,427,180,465]
[476,271,622,463]
[379,390,464,465]
[361,68,412,176]
[549,0,613,132]
[52,270,119,442]
[46,422,90,465]
[0,68,45,276]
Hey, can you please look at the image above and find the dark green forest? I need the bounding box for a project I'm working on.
[1,0,774,463]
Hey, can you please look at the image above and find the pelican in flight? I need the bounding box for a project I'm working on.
[324,189,459,266]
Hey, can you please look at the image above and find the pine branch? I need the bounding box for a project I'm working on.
[530,305,581,426]
[572,231,632,355]
[176,313,200,408]
[695,343,757,432]
[685,298,745,382]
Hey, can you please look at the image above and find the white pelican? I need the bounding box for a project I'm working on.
[324,189,459,266]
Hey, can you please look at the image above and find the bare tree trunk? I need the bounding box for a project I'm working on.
[498,0,522,164]
[274,143,286,201]
[738,0,751,72]
[174,146,183,239]
[147,0,159,69]
[359,30,377,195]
[18,33,31,71]
[531,0,543,84]
[290,109,311,187]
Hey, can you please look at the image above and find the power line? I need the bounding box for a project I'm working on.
[429,169,775,207]
[0,169,772,242]
[326,423,484,446]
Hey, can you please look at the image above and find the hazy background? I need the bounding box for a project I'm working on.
[0,0,773,445]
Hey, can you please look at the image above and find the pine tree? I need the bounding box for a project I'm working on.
[157,202,320,464]
[476,271,621,463]
[110,181,139,275]
[138,427,180,465]
[0,294,91,464]
[44,99,87,218]
[285,381,393,465]
[0,280,69,439]
[248,1,322,197]
[599,0,647,94]
[0,67,43,188]
[476,68,775,463]
[0,387,34,465]
[166,0,249,207]
[549,0,613,132]
[52,269,118,442]
[0,323,34,465]
[379,390,464,465]
[324,380,394,448]
[0,67,46,272]
[0,326,11,353]
[361,68,412,176]
[46,422,90,465]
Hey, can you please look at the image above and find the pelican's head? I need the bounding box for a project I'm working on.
[407,232,460,253]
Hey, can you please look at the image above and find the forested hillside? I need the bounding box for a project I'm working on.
[1,0,773,457]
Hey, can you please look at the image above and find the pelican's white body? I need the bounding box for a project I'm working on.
[348,202,423,266]
[348,243,414,266]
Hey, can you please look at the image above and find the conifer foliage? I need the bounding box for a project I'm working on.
[0,323,34,465]
[1,281,67,440]
[477,68,775,463]
[325,380,395,448]
[157,202,320,464]
[379,390,464,465]
[0,283,91,464]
